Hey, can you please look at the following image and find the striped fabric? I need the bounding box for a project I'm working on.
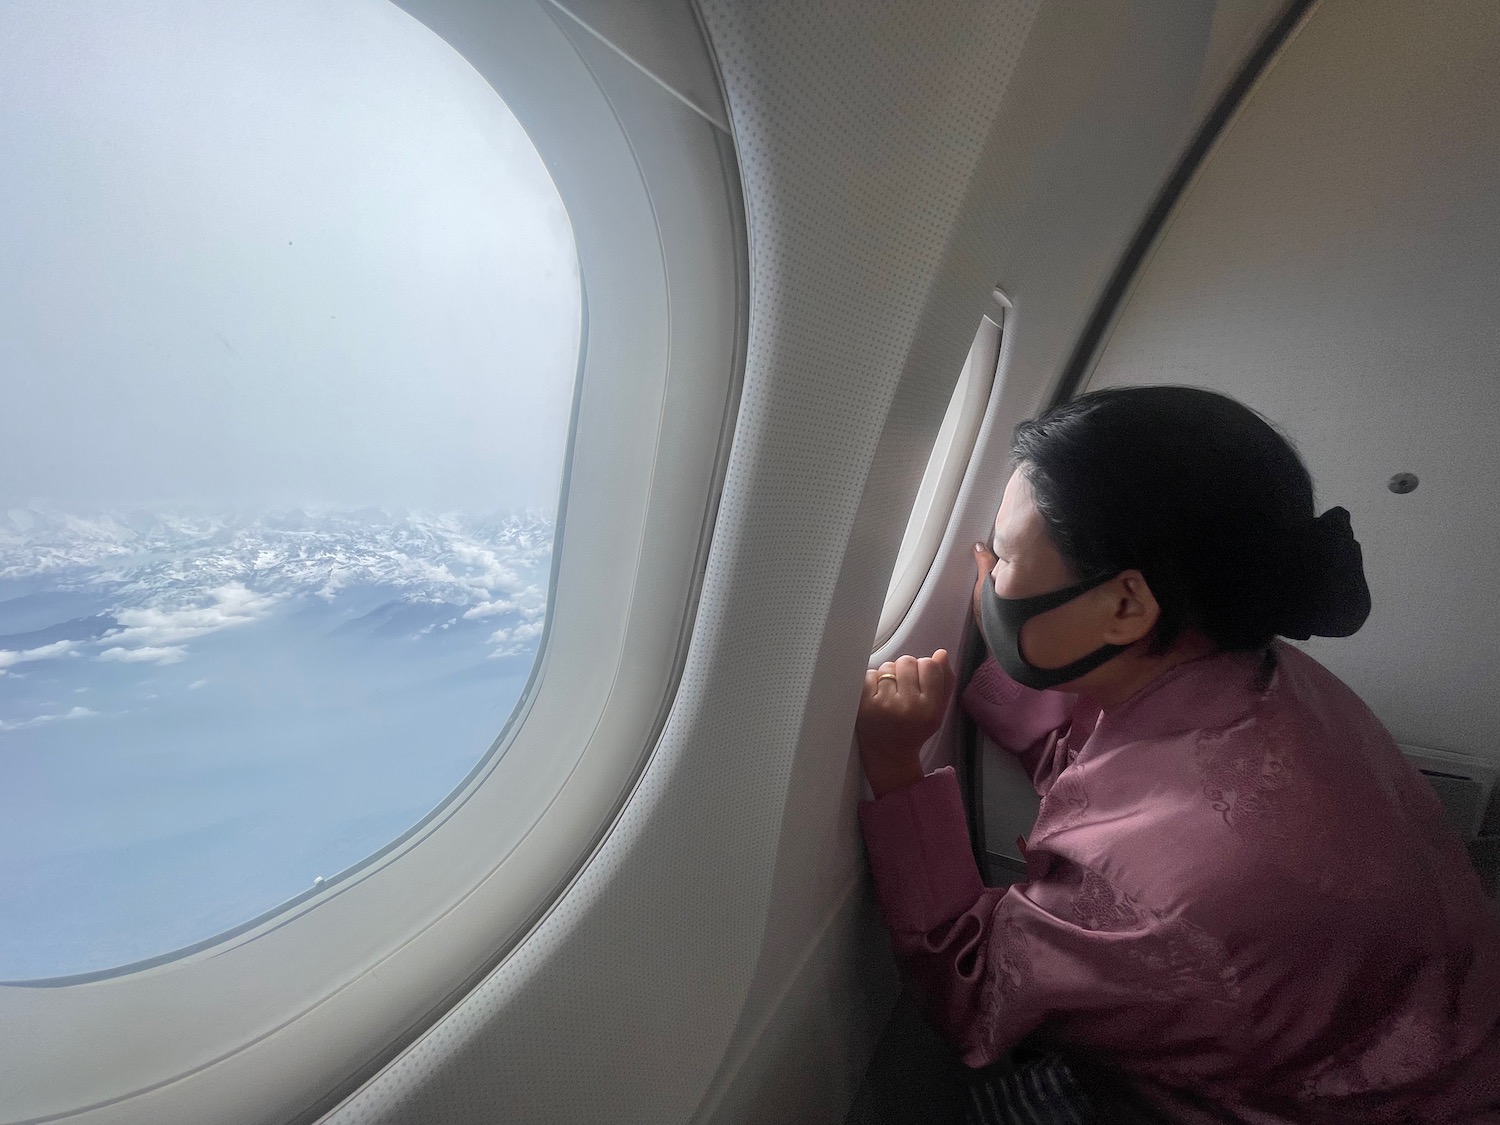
[964,1053,1095,1125]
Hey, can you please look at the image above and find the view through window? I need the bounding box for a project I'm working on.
[0,0,580,979]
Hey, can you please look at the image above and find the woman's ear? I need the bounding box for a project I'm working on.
[1101,570,1160,645]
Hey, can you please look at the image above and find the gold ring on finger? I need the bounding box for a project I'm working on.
[876,673,898,687]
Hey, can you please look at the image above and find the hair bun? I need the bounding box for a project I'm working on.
[1278,506,1372,640]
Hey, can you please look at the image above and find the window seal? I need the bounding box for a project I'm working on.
[873,290,1010,653]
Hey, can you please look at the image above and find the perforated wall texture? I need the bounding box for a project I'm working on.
[1087,0,1500,766]
[321,2,1288,1123]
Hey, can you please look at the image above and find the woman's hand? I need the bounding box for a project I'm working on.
[856,649,954,798]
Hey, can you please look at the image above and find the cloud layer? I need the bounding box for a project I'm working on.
[0,639,78,672]
[0,705,95,732]
[101,583,279,658]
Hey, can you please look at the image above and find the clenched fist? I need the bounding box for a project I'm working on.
[856,649,954,797]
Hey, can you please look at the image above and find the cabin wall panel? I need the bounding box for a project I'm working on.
[1089,0,1500,764]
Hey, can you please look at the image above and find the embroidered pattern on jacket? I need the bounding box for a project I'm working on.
[1034,748,1090,834]
[1194,719,1297,840]
[1194,708,1376,900]
[975,910,1036,1051]
[966,661,1022,708]
[1070,866,1241,1005]
[1301,1008,1451,1098]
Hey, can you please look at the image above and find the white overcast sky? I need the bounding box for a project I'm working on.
[0,0,580,513]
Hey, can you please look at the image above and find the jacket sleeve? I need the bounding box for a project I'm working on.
[858,768,1018,1062]
[859,768,1232,1070]
[960,656,1078,793]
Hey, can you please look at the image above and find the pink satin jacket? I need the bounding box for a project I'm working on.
[858,644,1500,1123]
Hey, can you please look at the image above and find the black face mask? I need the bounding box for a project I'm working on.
[978,572,1127,691]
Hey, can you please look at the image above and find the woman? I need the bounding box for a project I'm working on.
[856,387,1500,1124]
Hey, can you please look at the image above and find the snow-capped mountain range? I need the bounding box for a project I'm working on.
[0,509,558,979]
[0,507,555,674]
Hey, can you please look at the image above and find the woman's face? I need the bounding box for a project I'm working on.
[987,469,1130,671]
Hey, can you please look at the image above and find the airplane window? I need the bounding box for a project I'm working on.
[0,0,580,981]
[873,293,1008,649]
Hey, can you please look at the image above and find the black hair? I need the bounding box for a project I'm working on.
[1011,385,1371,654]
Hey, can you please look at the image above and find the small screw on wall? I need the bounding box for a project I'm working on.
[1388,472,1419,495]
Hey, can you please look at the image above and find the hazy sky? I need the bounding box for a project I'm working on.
[0,0,581,513]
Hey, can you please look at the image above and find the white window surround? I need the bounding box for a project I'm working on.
[0,3,744,1124]
[873,290,1010,656]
